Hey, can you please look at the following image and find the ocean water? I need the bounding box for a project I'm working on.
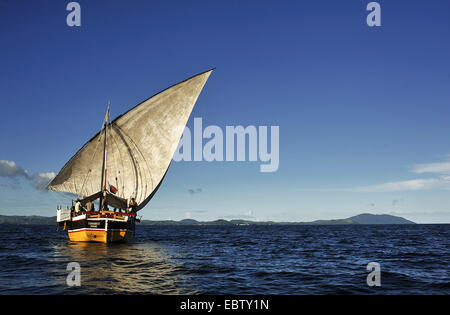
[0,224,448,295]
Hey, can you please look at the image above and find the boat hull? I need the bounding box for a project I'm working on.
[68,227,133,243]
[63,211,136,243]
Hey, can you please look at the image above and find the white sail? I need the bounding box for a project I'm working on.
[48,69,213,210]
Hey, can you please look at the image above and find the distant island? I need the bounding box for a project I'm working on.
[0,213,416,225]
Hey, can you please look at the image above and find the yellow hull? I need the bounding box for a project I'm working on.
[68,228,132,243]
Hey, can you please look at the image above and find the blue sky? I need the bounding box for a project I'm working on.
[1,0,450,223]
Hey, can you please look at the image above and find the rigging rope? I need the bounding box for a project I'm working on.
[78,132,102,197]
[109,124,126,198]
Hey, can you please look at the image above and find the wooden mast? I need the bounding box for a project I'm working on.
[100,102,110,210]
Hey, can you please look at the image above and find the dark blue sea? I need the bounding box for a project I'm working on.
[0,224,448,295]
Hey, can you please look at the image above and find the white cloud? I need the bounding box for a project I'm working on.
[412,161,450,174]
[223,209,255,219]
[353,178,450,192]
[187,188,202,195]
[388,210,450,217]
[32,172,56,190]
[348,155,450,193]
[0,160,55,191]
[0,160,30,178]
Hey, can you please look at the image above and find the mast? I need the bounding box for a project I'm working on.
[100,102,110,209]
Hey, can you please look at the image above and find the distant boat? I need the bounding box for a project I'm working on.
[48,69,214,243]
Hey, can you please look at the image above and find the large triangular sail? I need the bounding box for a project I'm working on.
[48,69,213,211]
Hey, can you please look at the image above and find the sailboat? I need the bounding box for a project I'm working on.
[49,69,213,243]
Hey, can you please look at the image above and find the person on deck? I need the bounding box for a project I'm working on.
[101,195,109,211]
[86,200,93,212]
[75,199,82,214]
[129,198,137,213]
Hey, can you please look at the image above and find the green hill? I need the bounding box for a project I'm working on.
[0,213,416,225]
[0,215,55,225]
[347,213,415,224]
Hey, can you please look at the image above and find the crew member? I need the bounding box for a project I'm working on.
[86,200,93,212]
[129,198,137,213]
[75,199,82,214]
